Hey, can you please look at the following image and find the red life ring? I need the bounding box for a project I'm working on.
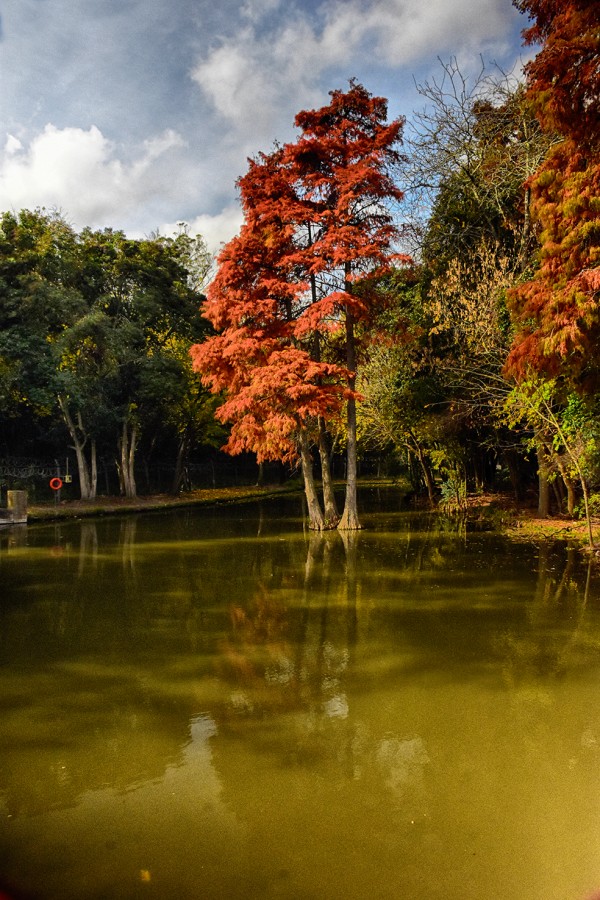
[49,477,63,491]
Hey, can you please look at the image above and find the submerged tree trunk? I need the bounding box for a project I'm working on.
[299,429,325,531]
[338,300,361,531]
[318,417,339,528]
[308,260,340,529]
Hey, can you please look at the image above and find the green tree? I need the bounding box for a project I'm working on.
[60,228,210,498]
[0,210,211,498]
[506,380,600,546]
[357,272,441,503]
[401,62,559,509]
[403,59,552,267]
[0,209,89,468]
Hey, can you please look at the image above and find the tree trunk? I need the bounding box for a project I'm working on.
[338,301,361,531]
[308,260,340,529]
[57,395,96,500]
[318,417,339,528]
[129,423,137,497]
[412,440,436,506]
[75,443,92,500]
[90,440,97,498]
[564,478,576,517]
[299,430,325,531]
[517,185,532,271]
[118,423,127,496]
[551,478,563,512]
[171,432,190,495]
[537,444,551,518]
[554,455,576,517]
[118,416,138,499]
[580,477,596,551]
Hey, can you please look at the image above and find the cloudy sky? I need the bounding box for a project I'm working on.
[0,0,530,252]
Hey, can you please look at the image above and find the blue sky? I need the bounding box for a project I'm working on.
[0,0,530,252]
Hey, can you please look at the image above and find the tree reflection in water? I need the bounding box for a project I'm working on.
[1,498,600,899]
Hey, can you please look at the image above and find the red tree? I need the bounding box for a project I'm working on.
[507,0,600,390]
[192,149,350,529]
[192,83,406,530]
[285,82,407,528]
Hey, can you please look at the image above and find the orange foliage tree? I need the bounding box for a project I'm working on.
[507,0,600,390]
[192,83,406,530]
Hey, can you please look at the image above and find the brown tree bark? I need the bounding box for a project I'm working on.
[318,417,339,528]
[299,429,325,531]
[409,437,436,506]
[58,395,97,500]
[537,443,551,518]
[117,416,138,499]
[338,292,361,531]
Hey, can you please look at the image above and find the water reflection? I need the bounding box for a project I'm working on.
[1,497,600,899]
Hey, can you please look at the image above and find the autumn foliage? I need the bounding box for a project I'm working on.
[192,82,406,527]
[507,0,600,389]
[191,148,350,464]
[514,0,599,148]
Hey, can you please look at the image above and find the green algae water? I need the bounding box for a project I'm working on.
[1,489,600,900]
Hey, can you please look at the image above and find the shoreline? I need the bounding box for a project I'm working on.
[23,482,600,550]
[27,483,302,522]
[464,492,600,552]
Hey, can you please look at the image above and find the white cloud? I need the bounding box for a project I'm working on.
[162,206,244,256]
[0,124,186,229]
[191,28,307,142]
[192,18,325,133]
[0,0,526,242]
[191,0,520,154]
[241,0,281,24]
[320,0,514,67]
[141,130,186,164]
[4,135,22,156]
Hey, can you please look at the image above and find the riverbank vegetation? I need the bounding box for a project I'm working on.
[1,0,599,542]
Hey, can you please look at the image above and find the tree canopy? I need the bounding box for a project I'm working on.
[192,81,407,530]
[508,0,600,390]
[0,210,214,498]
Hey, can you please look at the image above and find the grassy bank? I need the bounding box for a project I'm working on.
[28,483,303,521]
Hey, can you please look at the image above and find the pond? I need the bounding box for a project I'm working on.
[1,489,600,900]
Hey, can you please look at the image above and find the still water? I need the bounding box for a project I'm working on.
[1,489,600,900]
